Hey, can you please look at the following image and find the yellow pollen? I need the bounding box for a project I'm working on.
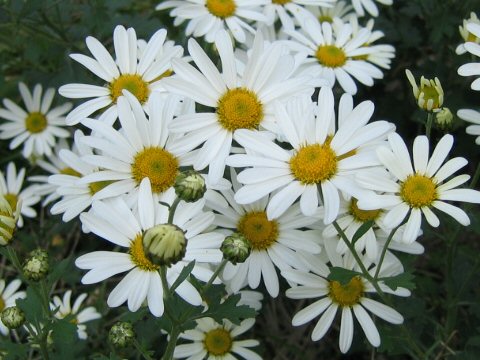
[290,143,337,184]
[237,211,278,250]
[4,193,18,211]
[89,180,115,195]
[400,174,437,208]
[216,88,263,132]
[316,45,347,68]
[351,54,369,61]
[129,233,160,272]
[329,276,364,307]
[318,15,333,23]
[151,69,174,83]
[131,147,179,194]
[467,32,478,42]
[272,0,291,4]
[0,296,5,311]
[206,0,236,18]
[25,112,47,134]
[109,74,150,104]
[204,328,233,356]
[349,198,381,223]
[60,167,81,177]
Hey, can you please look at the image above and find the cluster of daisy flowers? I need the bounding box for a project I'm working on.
[1,2,480,359]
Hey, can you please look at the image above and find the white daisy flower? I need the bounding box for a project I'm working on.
[50,290,101,340]
[227,88,394,223]
[210,170,321,297]
[283,238,407,353]
[76,178,223,317]
[78,92,188,205]
[59,25,183,125]
[174,317,261,360]
[307,1,354,24]
[455,12,480,55]
[284,18,385,94]
[351,0,393,17]
[356,133,480,243]
[0,83,71,159]
[0,279,26,336]
[163,30,315,183]
[0,162,40,227]
[457,108,480,145]
[157,0,268,44]
[458,23,480,91]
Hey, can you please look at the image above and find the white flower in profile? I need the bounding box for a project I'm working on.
[157,0,268,44]
[0,162,40,227]
[458,23,480,91]
[457,108,480,145]
[0,83,71,159]
[0,279,26,336]
[227,89,394,223]
[351,0,393,17]
[174,317,261,360]
[76,178,223,317]
[356,133,480,243]
[163,30,315,183]
[59,25,183,125]
[50,290,101,340]
[283,238,407,353]
[284,18,385,95]
[456,12,480,55]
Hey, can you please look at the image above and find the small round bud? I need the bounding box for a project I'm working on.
[109,321,135,348]
[1,306,25,329]
[221,233,251,265]
[174,170,207,202]
[143,224,187,266]
[23,249,49,281]
[435,107,453,130]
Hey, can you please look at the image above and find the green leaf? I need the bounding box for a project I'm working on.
[0,339,29,360]
[50,317,80,358]
[16,286,44,323]
[327,267,361,285]
[381,272,416,291]
[352,220,374,244]
[200,290,255,326]
[46,257,73,288]
[170,260,196,292]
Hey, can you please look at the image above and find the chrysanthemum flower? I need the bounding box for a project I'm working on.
[351,0,393,17]
[76,178,223,316]
[227,89,394,223]
[283,238,407,353]
[456,12,480,55]
[284,19,385,94]
[50,290,101,340]
[163,30,315,183]
[307,1,354,24]
[209,170,321,297]
[0,83,71,159]
[405,69,444,111]
[0,279,26,335]
[356,133,480,243]
[458,23,480,91]
[457,108,480,145]
[59,25,183,125]
[157,0,268,44]
[174,317,261,360]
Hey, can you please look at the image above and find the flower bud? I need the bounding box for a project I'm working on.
[435,107,453,130]
[174,170,206,202]
[23,249,49,281]
[405,69,444,112]
[221,233,251,265]
[143,224,187,266]
[109,321,135,348]
[1,306,25,329]
[0,195,20,246]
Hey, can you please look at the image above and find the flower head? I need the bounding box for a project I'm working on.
[405,69,444,111]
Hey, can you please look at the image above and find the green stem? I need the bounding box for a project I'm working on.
[133,339,154,360]
[374,224,403,280]
[162,325,181,360]
[168,198,181,224]
[202,259,228,295]
[469,160,480,189]
[426,112,434,140]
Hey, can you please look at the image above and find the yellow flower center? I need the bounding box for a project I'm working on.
[467,32,478,42]
[329,276,364,307]
[217,88,264,132]
[400,174,437,208]
[290,143,337,184]
[419,85,441,110]
[206,0,236,18]
[316,45,347,68]
[131,147,179,194]
[129,233,160,272]
[109,74,150,104]
[204,328,233,356]
[4,193,18,211]
[349,198,381,223]
[272,0,291,4]
[25,112,47,134]
[89,180,115,196]
[60,167,81,177]
[237,211,278,250]
[318,15,333,23]
[0,296,5,311]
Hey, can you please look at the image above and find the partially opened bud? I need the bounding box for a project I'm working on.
[1,306,25,329]
[221,233,251,265]
[109,321,135,348]
[0,195,20,246]
[174,170,207,202]
[143,224,187,266]
[23,249,49,281]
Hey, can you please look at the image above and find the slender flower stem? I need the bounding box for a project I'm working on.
[374,224,403,280]
[162,325,181,360]
[426,112,434,139]
[202,259,228,295]
[167,198,181,224]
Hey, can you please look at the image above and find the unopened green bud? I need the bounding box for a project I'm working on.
[174,170,206,202]
[143,224,187,266]
[1,306,25,329]
[23,249,49,281]
[109,321,135,348]
[221,233,251,265]
[435,107,453,129]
